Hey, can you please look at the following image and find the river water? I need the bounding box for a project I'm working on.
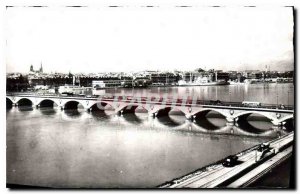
[6,83,294,188]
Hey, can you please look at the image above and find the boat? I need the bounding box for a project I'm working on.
[178,77,229,86]
[244,79,277,84]
[276,78,293,83]
[228,81,245,85]
[58,84,90,95]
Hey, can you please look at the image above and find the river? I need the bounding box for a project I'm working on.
[6,83,294,188]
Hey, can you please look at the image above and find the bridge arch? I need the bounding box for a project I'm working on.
[6,98,13,109]
[280,115,294,131]
[118,104,149,114]
[38,99,59,108]
[233,111,274,122]
[153,106,191,117]
[236,117,273,134]
[152,115,189,129]
[168,107,187,116]
[87,101,115,111]
[62,100,85,110]
[192,108,228,119]
[16,98,34,106]
[154,107,172,117]
[6,97,14,103]
[278,114,294,123]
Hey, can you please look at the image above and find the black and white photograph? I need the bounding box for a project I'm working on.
[4,1,295,189]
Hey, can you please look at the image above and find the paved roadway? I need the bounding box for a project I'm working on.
[159,132,294,188]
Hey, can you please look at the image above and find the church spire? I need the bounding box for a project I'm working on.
[39,62,43,73]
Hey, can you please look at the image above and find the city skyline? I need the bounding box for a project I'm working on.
[6,6,294,73]
[8,56,295,74]
[7,62,294,75]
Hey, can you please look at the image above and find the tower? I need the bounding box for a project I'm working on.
[30,64,34,72]
[39,62,43,73]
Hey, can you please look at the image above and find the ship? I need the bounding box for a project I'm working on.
[178,79,229,86]
[178,72,229,86]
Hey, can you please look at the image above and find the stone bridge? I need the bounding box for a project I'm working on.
[6,94,294,127]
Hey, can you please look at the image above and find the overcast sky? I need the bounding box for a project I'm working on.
[5,6,294,73]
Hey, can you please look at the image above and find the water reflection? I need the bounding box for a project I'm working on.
[61,109,83,121]
[64,109,82,116]
[122,113,144,124]
[40,108,57,116]
[90,110,111,120]
[18,106,33,112]
[236,120,272,134]
[189,122,218,133]
[57,110,289,138]
[156,115,184,127]
[194,117,226,130]
[232,125,276,137]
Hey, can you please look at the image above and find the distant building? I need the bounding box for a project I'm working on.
[248,72,263,79]
[182,69,229,83]
[149,72,178,86]
[34,85,49,90]
[92,80,122,88]
[29,63,43,73]
[215,71,229,82]
[132,77,152,87]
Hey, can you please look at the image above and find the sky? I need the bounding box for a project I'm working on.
[5,6,294,73]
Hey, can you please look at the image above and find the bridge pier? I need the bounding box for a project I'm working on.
[185,114,195,121]
[150,112,157,118]
[271,120,284,130]
[118,110,123,116]
[149,111,158,118]
[272,123,284,130]
[34,104,40,109]
[226,117,236,126]
[85,108,92,112]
